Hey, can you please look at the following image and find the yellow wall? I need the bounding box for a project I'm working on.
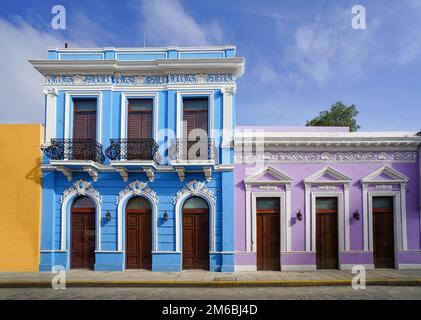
[0,124,43,272]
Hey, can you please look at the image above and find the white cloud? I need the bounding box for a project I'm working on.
[0,15,108,123]
[287,6,381,85]
[138,0,224,46]
[0,17,67,123]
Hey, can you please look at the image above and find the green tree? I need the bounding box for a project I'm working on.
[305,101,360,132]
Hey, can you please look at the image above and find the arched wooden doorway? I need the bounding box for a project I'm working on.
[70,196,96,270]
[125,196,152,269]
[182,196,209,270]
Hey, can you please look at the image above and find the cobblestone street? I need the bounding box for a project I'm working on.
[1,286,421,300]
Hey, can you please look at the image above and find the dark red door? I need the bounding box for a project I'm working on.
[127,99,153,160]
[182,197,209,270]
[373,197,395,268]
[316,197,339,269]
[256,198,280,271]
[126,212,152,269]
[183,98,208,160]
[70,200,96,270]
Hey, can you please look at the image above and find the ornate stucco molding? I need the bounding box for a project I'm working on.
[173,180,216,205]
[60,179,102,204]
[45,73,236,86]
[235,151,418,163]
[115,180,158,205]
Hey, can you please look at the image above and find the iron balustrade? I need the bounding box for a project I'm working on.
[172,138,215,161]
[43,139,105,163]
[105,138,159,162]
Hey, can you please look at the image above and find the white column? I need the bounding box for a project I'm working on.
[42,88,58,145]
[221,86,236,148]
[400,182,408,250]
[285,184,292,252]
[245,183,251,252]
[305,183,311,251]
[344,183,350,251]
[362,183,369,251]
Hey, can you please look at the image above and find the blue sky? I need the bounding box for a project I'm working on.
[0,0,420,131]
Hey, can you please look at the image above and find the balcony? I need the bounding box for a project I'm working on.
[105,138,159,162]
[172,138,215,162]
[43,139,105,163]
[105,138,159,182]
[42,139,105,181]
[170,138,216,182]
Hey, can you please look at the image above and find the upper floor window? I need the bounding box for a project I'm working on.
[127,98,153,140]
[183,97,208,139]
[182,97,209,160]
[73,99,97,140]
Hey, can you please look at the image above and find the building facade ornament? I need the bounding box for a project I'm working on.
[115,180,158,205]
[235,151,418,163]
[45,73,236,86]
[60,179,102,204]
[173,180,216,205]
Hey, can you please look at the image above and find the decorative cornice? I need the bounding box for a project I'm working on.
[60,179,102,204]
[115,180,158,205]
[235,151,418,163]
[173,180,216,205]
[45,73,236,86]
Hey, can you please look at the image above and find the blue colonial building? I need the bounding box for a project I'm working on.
[31,46,244,272]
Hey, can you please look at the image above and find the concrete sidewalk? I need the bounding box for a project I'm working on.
[0,269,421,287]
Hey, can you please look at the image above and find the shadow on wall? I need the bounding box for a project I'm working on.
[25,157,42,185]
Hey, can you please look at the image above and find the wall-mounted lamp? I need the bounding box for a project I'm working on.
[163,210,168,222]
[353,210,360,221]
[296,210,303,221]
[106,211,112,222]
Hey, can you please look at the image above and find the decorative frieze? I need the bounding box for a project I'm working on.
[60,179,102,204]
[173,180,216,205]
[45,73,236,86]
[235,151,417,163]
[115,180,158,205]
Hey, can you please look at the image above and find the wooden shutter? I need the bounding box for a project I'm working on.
[127,100,153,139]
[73,100,97,140]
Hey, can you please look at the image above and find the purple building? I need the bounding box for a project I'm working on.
[234,126,421,271]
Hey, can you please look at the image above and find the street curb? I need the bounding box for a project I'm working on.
[1,278,421,288]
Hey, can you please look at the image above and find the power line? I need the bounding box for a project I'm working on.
[280,0,330,122]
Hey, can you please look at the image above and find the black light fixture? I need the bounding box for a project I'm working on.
[353,209,360,221]
[296,210,303,221]
[163,210,168,222]
[105,211,111,222]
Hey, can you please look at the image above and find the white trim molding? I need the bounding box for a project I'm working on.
[120,92,159,143]
[304,166,352,252]
[64,91,102,144]
[173,180,216,252]
[60,180,102,251]
[361,165,409,252]
[42,87,58,146]
[244,166,293,253]
[115,180,159,252]
[221,86,236,148]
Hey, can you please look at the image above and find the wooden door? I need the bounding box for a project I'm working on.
[71,208,95,270]
[127,99,153,160]
[316,197,339,269]
[182,197,209,270]
[373,197,395,268]
[183,98,208,160]
[126,207,152,269]
[256,198,280,271]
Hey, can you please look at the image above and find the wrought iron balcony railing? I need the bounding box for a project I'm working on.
[43,139,105,163]
[172,138,215,161]
[105,138,159,163]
